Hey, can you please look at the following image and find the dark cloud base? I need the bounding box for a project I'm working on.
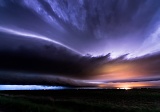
[0,32,160,87]
[0,32,86,78]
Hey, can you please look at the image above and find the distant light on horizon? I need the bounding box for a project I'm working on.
[0,85,65,90]
[117,87,132,90]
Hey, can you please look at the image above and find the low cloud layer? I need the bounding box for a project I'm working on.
[0,32,160,88]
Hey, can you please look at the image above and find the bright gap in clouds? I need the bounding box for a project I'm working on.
[0,85,65,90]
[95,25,160,59]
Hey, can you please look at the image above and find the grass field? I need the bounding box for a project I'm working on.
[0,89,160,112]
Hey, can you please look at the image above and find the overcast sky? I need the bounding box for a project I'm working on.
[0,0,160,89]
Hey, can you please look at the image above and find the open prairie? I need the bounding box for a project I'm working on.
[0,89,160,112]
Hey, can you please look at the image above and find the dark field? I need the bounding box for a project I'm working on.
[0,89,160,112]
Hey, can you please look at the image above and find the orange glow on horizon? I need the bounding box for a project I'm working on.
[88,55,160,88]
[97,81,160,88]
[90,62,146,81]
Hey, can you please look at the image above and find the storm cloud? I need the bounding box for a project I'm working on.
[0,31,160,87]
[0,0,160,88]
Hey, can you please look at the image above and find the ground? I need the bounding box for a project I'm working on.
[0,89,160,112]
